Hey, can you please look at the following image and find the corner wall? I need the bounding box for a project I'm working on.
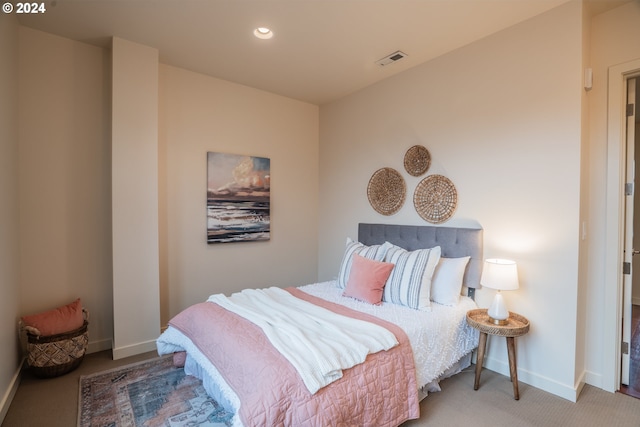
[14,26,321,363]
[575,0,592,395]
[158,64,319,323]
[18,27,113,353]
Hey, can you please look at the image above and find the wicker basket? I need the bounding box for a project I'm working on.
[404,145,431,177]
[367,167,406,216]
[413,174,457,224]
[26,321,89,378]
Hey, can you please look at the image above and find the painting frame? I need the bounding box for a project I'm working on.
[206,151,271,244]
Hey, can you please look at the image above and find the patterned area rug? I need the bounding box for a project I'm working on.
[78,355,234,427]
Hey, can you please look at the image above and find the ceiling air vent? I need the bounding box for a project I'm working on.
[375,51,408,67]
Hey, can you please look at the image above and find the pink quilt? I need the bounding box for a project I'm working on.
[168,287,420,426]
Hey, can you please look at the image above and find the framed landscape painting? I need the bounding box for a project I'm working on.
[207,152,270,243]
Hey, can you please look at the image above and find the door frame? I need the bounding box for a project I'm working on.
[622,77,636,386]
[604,58,640,392]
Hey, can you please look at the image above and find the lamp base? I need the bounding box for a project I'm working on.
[487,292,510,325]
[488,316,508,325]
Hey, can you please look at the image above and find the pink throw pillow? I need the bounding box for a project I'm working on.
[343,254,394,305]
[21,298,84,336]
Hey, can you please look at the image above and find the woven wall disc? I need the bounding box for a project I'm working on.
[413,174,457,223]
[367,167,406,216]
[404,145,431,177]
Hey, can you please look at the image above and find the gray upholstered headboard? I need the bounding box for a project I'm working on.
[358,223,484,295]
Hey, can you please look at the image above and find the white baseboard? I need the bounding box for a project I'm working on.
[633,297,640,306]
[584,369,604,390]
[87,338,113,355]
[112,339,157,360]
[483,356,580,402]
[0,358,24,425]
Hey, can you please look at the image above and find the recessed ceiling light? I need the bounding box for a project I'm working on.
[254,27,274,40]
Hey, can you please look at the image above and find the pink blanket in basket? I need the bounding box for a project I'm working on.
[168,287,420,426]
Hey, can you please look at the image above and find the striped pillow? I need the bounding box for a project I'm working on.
[383,245,442,310]
[337,238,392,289]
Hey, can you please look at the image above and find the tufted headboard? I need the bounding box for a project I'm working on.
[358,223,484,295]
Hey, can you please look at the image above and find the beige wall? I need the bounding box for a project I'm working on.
[319,1,584,400]
[0,12,20,423]
[111,38,161,359]
[575,0,592,393]
[18,27,113,353]
[158,64,319,324]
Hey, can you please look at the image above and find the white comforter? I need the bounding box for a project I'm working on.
[207,286,398,394]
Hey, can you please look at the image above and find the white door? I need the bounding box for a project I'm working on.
[623,77,637,386]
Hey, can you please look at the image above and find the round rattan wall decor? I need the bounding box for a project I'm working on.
[367,167,406,216]
[413,174,457,223]
[404,145,431,177]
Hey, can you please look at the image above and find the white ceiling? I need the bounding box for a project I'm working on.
[18,0,625,105]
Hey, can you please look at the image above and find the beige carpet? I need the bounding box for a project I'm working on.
[404,367,640,426]
[3,350,640,426]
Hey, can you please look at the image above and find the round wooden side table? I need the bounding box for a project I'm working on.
[466,308,530,400]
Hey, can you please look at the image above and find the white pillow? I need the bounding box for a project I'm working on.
[337,238,393,289]
[383,245,441,310]
[430,256,470,306]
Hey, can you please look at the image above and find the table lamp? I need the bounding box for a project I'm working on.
[480,258,519,325]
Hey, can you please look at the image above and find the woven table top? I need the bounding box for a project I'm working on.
[466,308,530,337]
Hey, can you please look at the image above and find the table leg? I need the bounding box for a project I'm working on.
[506,336,519,400]
[474,332,488,390]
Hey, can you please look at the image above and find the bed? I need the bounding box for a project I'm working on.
[157,223,483,426]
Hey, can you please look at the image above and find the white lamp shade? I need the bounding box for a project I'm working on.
[480,259,519,291]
